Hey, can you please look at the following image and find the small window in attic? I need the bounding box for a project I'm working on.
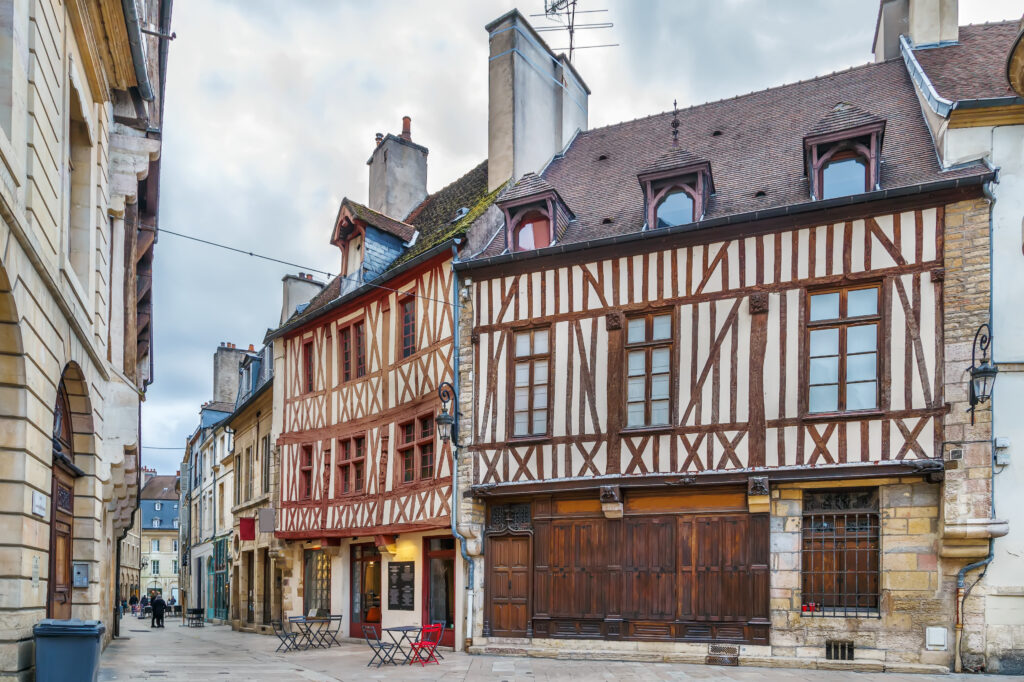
[821,153,868,200]
[513,211,551,251]
[804,104,884,201]
[655,189,695,228]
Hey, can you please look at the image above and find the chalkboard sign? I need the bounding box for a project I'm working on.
[387,561,415,611]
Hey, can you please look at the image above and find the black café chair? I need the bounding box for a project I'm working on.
[362,624,396,668]
[272,620,299,653]
[323,615,343,647]
[430,620,446,659]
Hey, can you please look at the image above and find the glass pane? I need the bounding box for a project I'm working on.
[847,352,877,383]
[515,333,531,357]
[651,348,670,374]
[809,328,839,357]
[651,373,669,400]
[514,387,529,411]
[533,386,547,409]
[651,400,669,425]
[627,318,646,344]
[627,376,646,402]
[808,384,839,413]
[652,315,671,341]
[655,190,694,228]
[533,360,548,385]
[628,351,646,376]
[627,402,645,427]
[847,381,877,410]
[848,288,878,317]
[513,412,528,436]
[809,292,840,321]
[532,410,547,434]
[821,157,867,200]
[515,223,535,250]
[514,362,530,387]
[428,557,455,630]
[534,329,549,354]
[847,324,877,353]
[809,356,839,385]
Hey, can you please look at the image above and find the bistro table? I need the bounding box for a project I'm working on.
[382,625,422,664]
[289,616,331,649]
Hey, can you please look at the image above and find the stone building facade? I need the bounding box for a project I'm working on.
[0,0,171,676]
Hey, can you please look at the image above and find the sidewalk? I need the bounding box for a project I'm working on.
[98,616,1007,681]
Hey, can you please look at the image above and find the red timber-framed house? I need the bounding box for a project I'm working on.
[452,8,1002,671]
[268,117,501,648]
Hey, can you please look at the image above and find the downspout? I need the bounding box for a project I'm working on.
[121,0,155,101]
[954,165,999,673]
[449,241,476,651]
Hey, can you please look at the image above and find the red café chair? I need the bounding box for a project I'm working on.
[409,623,442,666]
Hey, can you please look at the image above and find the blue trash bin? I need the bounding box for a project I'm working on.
[33,618,106,682]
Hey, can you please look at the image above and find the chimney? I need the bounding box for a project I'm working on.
[280,273,326,326]
[873,0,957,61]
[366,117,428,220]
[485,9,590,192]
[375,133,383,146]
[248,344,255,352]
[212,343,246,404]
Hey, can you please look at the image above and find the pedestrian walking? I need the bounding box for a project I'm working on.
[129,594,138,615]
[151,594,166,628]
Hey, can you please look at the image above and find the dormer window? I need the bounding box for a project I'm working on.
[805,104,885,201]
[512,210,551,251]
[638,149,713,230]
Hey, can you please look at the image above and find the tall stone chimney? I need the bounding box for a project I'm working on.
[280,272,325,325]
[212,343,247,404]
[366,117,428,220]
[874,0,958,61]
[485,9,590,192]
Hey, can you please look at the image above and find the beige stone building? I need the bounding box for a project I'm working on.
[118,507,141,603]
[139,473,179,600]
[0,0,171,676]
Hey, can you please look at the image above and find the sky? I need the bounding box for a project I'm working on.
[143,0,1024,474]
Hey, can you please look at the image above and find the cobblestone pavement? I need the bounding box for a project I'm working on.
[99,617,1012,681]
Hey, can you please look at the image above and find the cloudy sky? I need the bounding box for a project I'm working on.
[144,0,1023,473]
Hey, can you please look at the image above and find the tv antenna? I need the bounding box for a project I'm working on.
[531,0,617,63]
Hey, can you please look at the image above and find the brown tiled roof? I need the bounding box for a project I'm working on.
[638,148,706,176]
[498,172,557,203]
[807,102,884,137]
[274,161,495,331]
[204,401,235,414]
[914,22,1019,102]
[476,57,988,257]
[341,198,416,242]
[141,475,178,501]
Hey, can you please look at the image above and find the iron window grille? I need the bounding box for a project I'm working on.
[801,488,880,618]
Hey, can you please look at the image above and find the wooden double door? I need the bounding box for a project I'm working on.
[47,466,75,619]
[485,492,769,644]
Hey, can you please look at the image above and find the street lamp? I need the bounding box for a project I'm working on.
[968,323,997,425]
[436,381,458,446]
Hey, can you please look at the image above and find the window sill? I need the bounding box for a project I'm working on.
[506,435,552,446]
[621,425,675,436]
[802,410,884,423]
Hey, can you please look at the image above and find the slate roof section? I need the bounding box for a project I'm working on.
[913,21,1020,102]
[475,57,989,258]
[807,102,885,138]
[497,172,558,203]
[341,198,417,242]
[637,148,707,176]
[141,475,178,501]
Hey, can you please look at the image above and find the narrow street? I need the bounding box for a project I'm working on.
[98,617,1006,682]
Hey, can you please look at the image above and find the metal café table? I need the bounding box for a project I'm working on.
[289,616,330,649]
[382,625,421,664]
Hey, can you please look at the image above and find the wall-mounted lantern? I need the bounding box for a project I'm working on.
[436,381,458,446]
[968,323,997,425]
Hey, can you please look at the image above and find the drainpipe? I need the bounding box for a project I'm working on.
[955,545,993,672]
[121,0,155,101]
[449,242,476,651]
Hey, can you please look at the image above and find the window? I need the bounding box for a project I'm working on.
[151,560,160,576]
[801,489,879,617]
[173,540,178,552]
[807,285,880,414]
[626,313,673,427]
[152,518,161,528]
[303,549,331,615]
[303,340,315,393]
[335,436,366,496]
[151,539,160,552]
[261,434,271,494]
[174,504,178,510]
[339,320,366,382]
[154,502,162,511]
[821,153,868,200]
[172,560,178,574]
[245,446,253,501]
[512,328,550,437]
[512,211,551,251]
[173,518,179,529]
[654,189,695,228]
[66,80,92,288]
[399,415,434,484]
[401,298,416,358]
[234,454,242,505]
[299,445,313,500]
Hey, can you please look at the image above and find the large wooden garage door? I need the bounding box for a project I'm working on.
[530,490,769,644]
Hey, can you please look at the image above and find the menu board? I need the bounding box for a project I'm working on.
[387,561,415,611]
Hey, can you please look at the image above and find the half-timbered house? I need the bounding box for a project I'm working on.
[269,120,501,648]
[452,8,1003,670]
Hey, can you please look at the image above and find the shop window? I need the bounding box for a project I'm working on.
[303,549,331,615]
[511,328,550,437]
[399,414,434,484]
[625,312,673,427]
[806,285,880,414]
[801,489,880,617]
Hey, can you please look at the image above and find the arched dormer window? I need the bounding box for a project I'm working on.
[512,210,551,251]
[804,104,884,201]
[818,145,870,200]
[653,186,697,228]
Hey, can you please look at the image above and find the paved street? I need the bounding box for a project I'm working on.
[99,617,1014,681]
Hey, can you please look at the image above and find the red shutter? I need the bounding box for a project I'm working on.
[240,517,256,541]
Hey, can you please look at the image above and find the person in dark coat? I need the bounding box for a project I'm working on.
[150,594,166,628]
[129,594,139,614]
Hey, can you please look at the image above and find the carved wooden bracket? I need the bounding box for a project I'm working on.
[600,485,624,519]
[931,267,945,282]
[470,330,480,345]
[747,476,769,497]
[605,312,623,330]
[749,292,770,315]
